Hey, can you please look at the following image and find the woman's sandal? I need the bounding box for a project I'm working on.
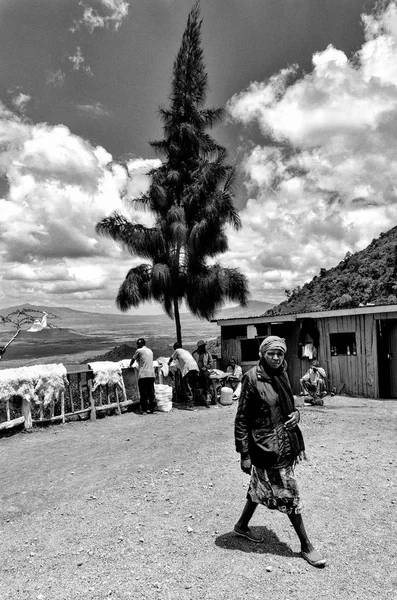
[233,524,264,543]
[301,549,326,567]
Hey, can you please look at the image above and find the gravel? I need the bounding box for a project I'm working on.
[0,395,396,600]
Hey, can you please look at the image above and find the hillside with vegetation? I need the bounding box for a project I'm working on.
[266,226,397,315]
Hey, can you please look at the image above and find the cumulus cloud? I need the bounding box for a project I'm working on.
[68,46,93,76]
[226,0,397,302]
[71,0,130,33]
[45,69,65,87]
[76,102,110,118]
[11,93,31,114]
[0,100,160,309]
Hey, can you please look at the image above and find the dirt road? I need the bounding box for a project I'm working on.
[0,396,396,599]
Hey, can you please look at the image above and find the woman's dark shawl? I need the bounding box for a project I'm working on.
[262,359,306,464]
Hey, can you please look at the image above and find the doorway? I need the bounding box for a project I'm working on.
[377,319,397,398]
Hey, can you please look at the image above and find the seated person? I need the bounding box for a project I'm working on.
[300,360,327,405]
[225,356,243,400]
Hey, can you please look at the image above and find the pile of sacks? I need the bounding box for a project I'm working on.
[154,383,173,412]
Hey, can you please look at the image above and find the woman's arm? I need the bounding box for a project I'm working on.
[234,374,252,460]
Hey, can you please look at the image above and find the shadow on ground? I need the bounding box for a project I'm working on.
[215,526,298,557]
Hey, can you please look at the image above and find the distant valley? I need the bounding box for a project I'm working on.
[0,300,273,369]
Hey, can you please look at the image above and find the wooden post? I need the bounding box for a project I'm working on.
[114,386,122,415]
[88,377,96,421]
[0,416,25,431]
[78,374,84,411]
[60,390,65,423]
[68,381,74,414]
[21,398,32,431]
[120,382,127,403]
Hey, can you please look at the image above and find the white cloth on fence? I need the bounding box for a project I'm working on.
[0,363,68,406]
[88,361,126,392]
[155,357,170,378]
[118,359,132,369]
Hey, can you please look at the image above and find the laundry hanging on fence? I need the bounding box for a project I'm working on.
[0,363,68,406]
[118,359,132,369]
[155,357,170,378]
[88,361,126,392]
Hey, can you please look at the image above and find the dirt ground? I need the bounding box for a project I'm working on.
[0,395,396,600]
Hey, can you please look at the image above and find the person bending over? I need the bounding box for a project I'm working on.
[169,343,200,411]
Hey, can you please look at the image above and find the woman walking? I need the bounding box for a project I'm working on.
[234,336,326,568]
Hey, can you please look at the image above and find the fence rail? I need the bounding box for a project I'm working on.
[0,365,140,433]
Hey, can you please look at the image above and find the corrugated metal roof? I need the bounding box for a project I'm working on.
[213,303,397,325]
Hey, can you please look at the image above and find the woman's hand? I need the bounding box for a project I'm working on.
[284,410,300,430]
[240,457,252,474]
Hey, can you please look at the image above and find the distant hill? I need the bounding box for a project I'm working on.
[0,303,86,316]
[266,226,397,315]
[0,303,131,325]
[214,300,274,319]
[0,300,275,325]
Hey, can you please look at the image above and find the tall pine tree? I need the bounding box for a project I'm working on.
[96,2,248,343]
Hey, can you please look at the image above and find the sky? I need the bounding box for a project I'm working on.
[2,0,397,315]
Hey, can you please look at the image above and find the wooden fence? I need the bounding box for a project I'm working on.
[0,366,140,433]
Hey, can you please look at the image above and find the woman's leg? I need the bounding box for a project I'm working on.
[288,511,326,566]
[287,511,313,553]
[235,498,258,529]
[234,498,263,542]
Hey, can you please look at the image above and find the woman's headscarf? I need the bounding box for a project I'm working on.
[259,335,287,355]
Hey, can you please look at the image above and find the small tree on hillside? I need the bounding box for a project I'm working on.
[96,2,248,343]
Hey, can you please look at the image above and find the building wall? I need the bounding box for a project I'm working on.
[220,312,381,398]
[317,314,378,398]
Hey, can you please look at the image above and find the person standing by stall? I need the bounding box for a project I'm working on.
[131,338,156,414]
[193,340,213,406]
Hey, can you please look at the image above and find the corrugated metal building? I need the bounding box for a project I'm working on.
[215,305,397,399]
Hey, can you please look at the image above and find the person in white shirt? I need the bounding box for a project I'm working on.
[225,356,243,399]
[169,343,200,411]
[300,360,327,406]
[226,356,243,386]
[131,338,156,414]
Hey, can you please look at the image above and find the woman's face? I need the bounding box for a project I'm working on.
[263,349,285,369]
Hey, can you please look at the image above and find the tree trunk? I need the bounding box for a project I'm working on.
[174,297,182,345]
[1,328,21,358]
